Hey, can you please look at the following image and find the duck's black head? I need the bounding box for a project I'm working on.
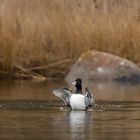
[72,78,82,93]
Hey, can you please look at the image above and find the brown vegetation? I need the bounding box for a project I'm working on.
[0,0,140,80]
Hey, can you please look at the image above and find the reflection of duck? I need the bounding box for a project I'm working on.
[52,78,95,111]
[69,111,90,139]
[69,111,88,125]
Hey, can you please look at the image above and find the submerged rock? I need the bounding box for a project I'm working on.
[65,51,140,83]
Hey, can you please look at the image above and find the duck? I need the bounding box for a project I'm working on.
[52,78,95,111]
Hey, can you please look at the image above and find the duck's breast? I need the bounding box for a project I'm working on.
[70,94,86,111]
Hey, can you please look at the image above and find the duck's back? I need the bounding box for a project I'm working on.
[70,94,86,111]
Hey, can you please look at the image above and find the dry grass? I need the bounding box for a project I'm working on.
[0,0,140,79]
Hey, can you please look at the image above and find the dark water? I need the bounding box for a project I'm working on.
[0,81,140,140]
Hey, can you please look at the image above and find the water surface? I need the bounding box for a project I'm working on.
[0,80,140,140]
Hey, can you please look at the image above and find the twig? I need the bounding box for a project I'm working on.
[28,59,74,71]
[0,71,30,79]
[14,65,47,81]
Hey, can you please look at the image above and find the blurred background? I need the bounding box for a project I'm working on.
[0,0,140,79]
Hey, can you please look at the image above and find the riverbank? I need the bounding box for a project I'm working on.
[0,0,140,80]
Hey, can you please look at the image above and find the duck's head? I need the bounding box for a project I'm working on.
[72,78,82,93]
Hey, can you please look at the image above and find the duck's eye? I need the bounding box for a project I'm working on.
[78,80,81,83]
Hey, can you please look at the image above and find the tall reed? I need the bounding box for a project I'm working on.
[0,0,140,78]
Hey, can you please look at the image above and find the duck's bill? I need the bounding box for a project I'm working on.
[72,81,76,86]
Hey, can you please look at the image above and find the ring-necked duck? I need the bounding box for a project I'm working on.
[53,78,95,111]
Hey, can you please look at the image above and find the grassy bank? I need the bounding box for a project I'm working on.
[0,0,140,80]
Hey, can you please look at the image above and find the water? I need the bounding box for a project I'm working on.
[0,80,140,140]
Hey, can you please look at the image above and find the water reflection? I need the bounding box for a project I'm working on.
[88,81,140,101]
[0,80,140,139]
[69,111,90,140]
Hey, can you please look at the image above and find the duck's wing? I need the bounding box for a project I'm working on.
[84,87,95,107]
[52,88,72,106]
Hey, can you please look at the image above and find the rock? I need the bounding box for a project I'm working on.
[65,51,140,83]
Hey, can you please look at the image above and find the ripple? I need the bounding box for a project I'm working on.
[0,100,140,111]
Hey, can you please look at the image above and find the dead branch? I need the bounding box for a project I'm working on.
[14,65,47,81]
[28,59,74,71]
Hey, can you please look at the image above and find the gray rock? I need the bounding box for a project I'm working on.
[65,51,140,83]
